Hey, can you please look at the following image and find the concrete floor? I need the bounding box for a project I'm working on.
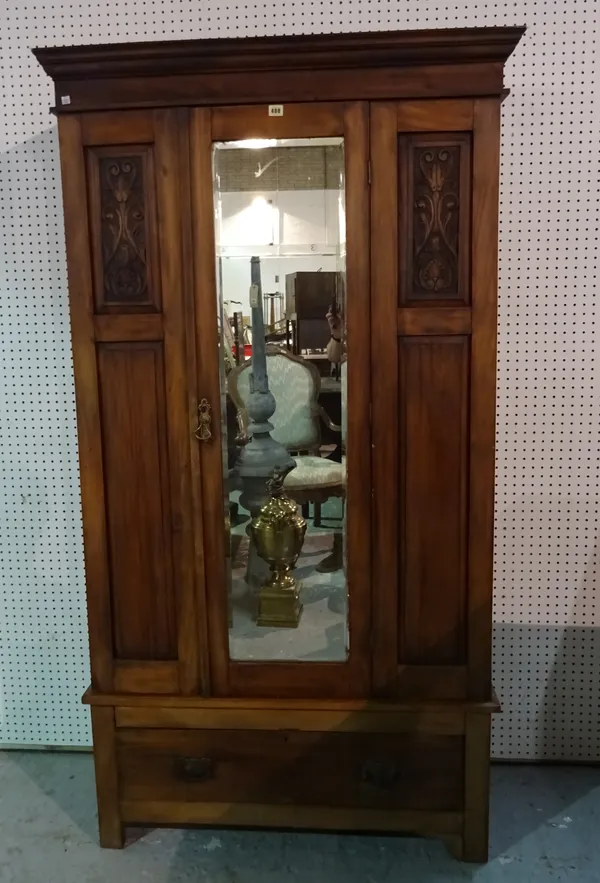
[0,751,599,882]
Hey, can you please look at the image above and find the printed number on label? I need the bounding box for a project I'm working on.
[268,105,284,117]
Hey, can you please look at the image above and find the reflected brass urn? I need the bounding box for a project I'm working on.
[250,467,306,628]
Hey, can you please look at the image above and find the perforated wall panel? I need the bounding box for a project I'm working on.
[1,0,598,758]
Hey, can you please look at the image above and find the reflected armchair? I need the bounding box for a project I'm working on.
[228,347,344,527]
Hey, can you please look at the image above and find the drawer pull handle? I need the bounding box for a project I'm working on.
[174,756,215,782]
[361,757,401,789]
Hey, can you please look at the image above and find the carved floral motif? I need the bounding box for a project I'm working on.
[99,156,148,303]
[413,146,460,296]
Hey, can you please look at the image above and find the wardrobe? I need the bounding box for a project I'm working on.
[34,25,524,861]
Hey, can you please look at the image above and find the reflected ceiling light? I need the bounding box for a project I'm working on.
[231,139,277,149]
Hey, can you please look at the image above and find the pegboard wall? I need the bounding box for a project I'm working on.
[0,0,598,758]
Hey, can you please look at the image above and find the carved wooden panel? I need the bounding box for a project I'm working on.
[97,342,177,659]
[86,146,161,312]
[398,336,469,665]
[399,134,471,303]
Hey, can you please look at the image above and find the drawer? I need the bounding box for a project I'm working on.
[117,728,464,811]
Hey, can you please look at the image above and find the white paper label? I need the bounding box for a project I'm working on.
[268,104,284,117]
[249,284,260,307]
[60,95,71,106]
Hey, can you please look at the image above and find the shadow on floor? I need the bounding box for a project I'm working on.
[489,762,600,859]
[10,748,99,842]
[163,828,478,883]
[6,753,600,881]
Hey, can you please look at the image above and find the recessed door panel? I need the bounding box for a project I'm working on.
[399,335,469,666]
[97,342,177,661]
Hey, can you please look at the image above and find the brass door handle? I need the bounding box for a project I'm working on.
[194,398,212,441]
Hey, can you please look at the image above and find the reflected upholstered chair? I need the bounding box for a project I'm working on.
[228,347,344,526]
[316,358,347,574]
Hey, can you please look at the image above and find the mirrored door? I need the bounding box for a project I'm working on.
[191,104,371,697]
[213,134,347,662]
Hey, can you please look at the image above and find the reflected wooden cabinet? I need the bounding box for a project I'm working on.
[35,25,524,862]
[285,271,343,355]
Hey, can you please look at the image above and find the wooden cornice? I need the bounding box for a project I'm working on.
[34,27,525,82]
[32,27,525,113]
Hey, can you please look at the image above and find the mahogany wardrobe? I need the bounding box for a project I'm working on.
[34,26,524,862]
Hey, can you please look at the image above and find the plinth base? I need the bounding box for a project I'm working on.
[257,582,303,628]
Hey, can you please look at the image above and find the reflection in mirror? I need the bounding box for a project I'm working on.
[213,137,348,662]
